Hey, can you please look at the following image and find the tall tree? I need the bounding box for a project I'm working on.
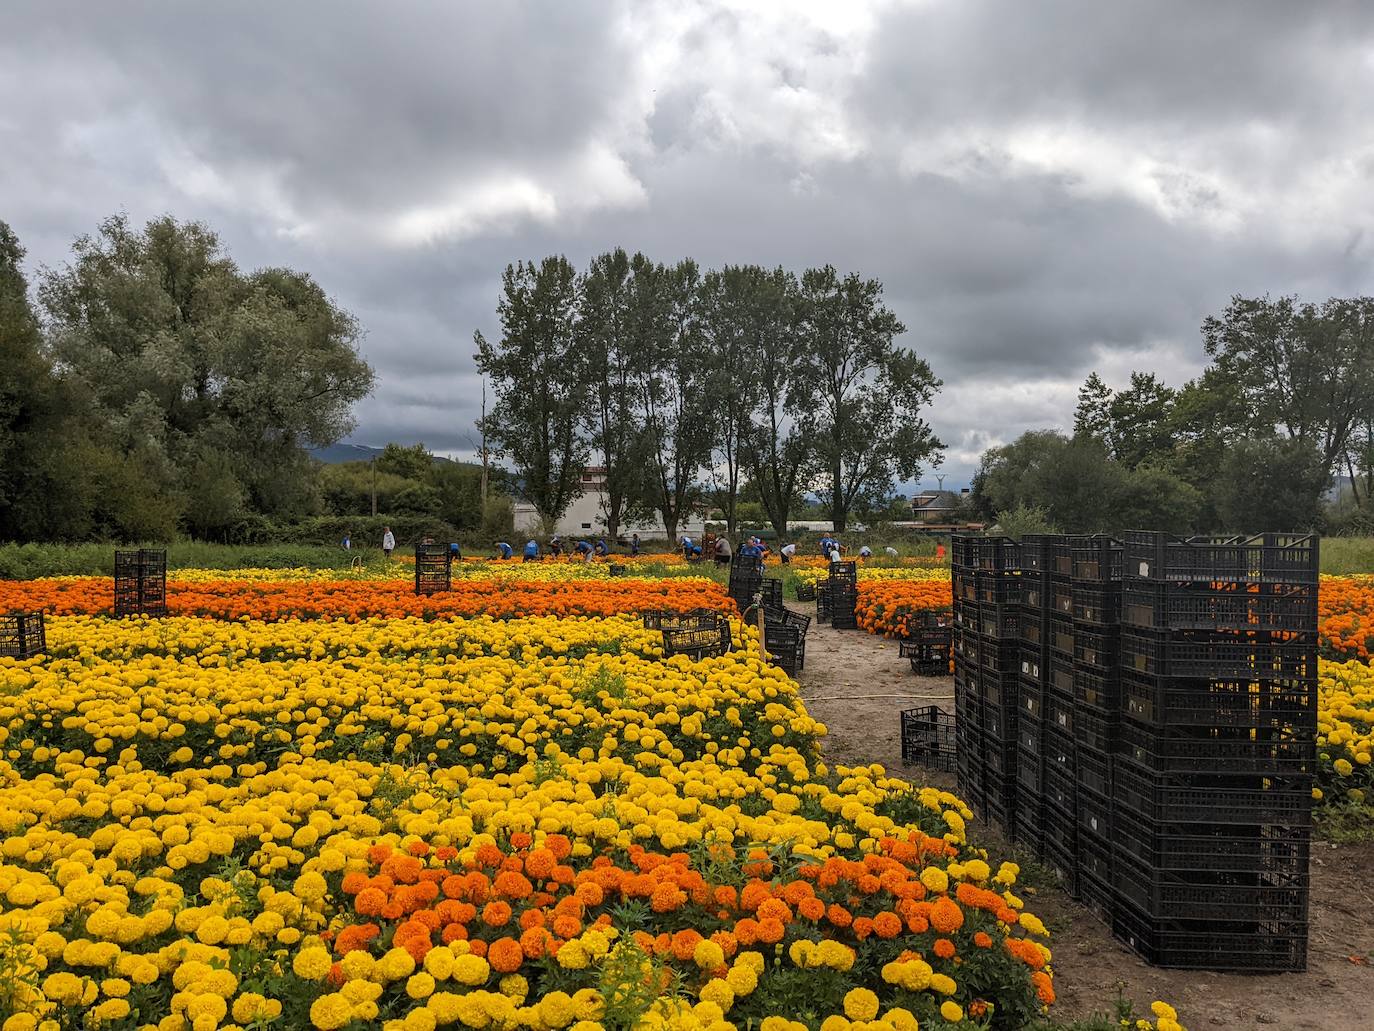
[1108,371,1177,469]
[1201,294,1374,478]
[792,266,943,531]
[577,248,642,537]
[474,256,588,530]
[1215,435,1329,532]
[40,214,374,524]
[1073,372,1114,446]
[698,267,761,537]
[632,256,711,541]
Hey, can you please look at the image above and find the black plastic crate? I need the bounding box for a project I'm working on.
[1114,759,1313,827]
[828,560,858,580]
[1078,827,1114,885]
[985,736,1018,778]
[901,706,956,771]
[113,548,168,617]
[975,633,1021,674]
[1018,643,1047,684]
[1046,690,1076,736]
[1118,720,1315,776]
[0,612,45,659]
[1078,746,1111,798]
[816,583,831,622]
[978,602,1020,639]
[1013,802,1043,847]
[954,681,981,730]
[1111,897,1308,971]
[1017,676,1044,721]
[1019,570,1051,611]
[984,701,1016,743]
[973,536,1019,571]
[1048,657,1074,697]
[1016,713,1042,758]
[1018,611,1043,648]
[1114,817,1311,876]
[953,599,979,633]
[1121,581,1317,634]
[1073,667,1121,714]
[1070,535,1123,582]
[1113,851,1308,924]
[1072,583,1122,625]
[974,571,1020,606]
[643,609,720,631]
[978,668,1018,708]
[953,569,978,603]
[1122,531,1319,587]
[1016,751,1043,797]
[1121,673,1315,730]
[1078,785,1113,843]
[1048,616,1075,658]
[951,534,977,571]
[1074,627,1118,671]
[795,582,817,602]
[414,543,452,595]
[1049,579,1074,617]
[1044,755,1077,814]
[763,623,803,674]
[1020,533,1072,576]
[768,607,812,636]
[1043,806,1078,864]
[663,618,732,660]
[1074,705,1117,754]
[1121,629,1317,681]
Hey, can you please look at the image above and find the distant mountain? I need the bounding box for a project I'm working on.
[309,443,478,469]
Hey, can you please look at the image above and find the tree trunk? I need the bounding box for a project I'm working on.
[1348,453,1363,508]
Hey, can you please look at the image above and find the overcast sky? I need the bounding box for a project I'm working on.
[6,1,1374,489]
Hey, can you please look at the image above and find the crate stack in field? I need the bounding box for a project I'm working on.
[950,535,983,812]
[727,555,765,615]
[0,611,46,659]
[113,549,167,618]
[1111,532,1317,972]
[950,536,1021,829]
[826,560,859,629]
[414,543,452,595]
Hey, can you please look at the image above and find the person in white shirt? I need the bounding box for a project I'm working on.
[885,546,899,557]
[859,545,873,559]
[780,543,796,564]
[382,527,396,561]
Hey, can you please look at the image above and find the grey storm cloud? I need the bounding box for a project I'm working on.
[5,0,1374,485]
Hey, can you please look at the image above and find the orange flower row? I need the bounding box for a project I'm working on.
[0,576,732,622]
[855,580,953,638]
[1319,576,1374,661]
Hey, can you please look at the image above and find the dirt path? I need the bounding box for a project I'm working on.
[791,604,1374,1031]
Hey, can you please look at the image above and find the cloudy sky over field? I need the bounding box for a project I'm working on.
[6,0,1374,488]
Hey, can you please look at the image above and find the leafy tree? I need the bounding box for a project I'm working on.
[474,256,588,526]
[427,462,484,530]
[1112,464,1204,533]
[375,442,433,481]
[1202,295,1374,479]
[182,449,247,540]
[1072,372,1114,446]
[1108,372,1176,469]
[994,503,1058,538]
[577,248,644,537]
[632,257,712,541]
[792,266,942,531]
[39,214,374,528]
[1215,435,1329,532]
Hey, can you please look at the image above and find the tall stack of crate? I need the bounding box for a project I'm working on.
[1112,532,1316,971]
[114,549,167,617]
[950,536,983,813]
[0,612,46,659]
[1010,535,1056,849]
[414,544,452,595]
[1069,535,1123,914]
[972,537,1022,830]
[827,560,859,629]
[727,555,765,614]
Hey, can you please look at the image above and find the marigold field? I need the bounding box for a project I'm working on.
[0,561,1208,1030]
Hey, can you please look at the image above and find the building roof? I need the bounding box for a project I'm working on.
[911,490,961,511]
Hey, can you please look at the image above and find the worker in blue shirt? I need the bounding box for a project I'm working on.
[522,539,539,562]
[575,540,593,563]
[740,539,763,559]
[631,533,640,556]
[449,541,462,562]
[681,535,694,561]
[594,539,608,557]
[494,541,513,560]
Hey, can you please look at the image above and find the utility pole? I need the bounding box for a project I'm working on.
[479,377,490,506]
[370,457,377,517]
[936,473,945,492]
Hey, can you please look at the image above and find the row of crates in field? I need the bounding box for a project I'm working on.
[953,531,1317,972]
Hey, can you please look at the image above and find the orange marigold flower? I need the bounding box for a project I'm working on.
[482,901,513,927]
[826,904,853,928]
[713,885,738,910]
[933,938,956,959]
[739,881,772,913]
[856,874,882,894]
[852,916,874,940]
[340,872,368,896]
[367,845,392,865]
[969,1000,989,1018]
[474,844,504,869]
[733,918,759,945]
[489,937,525,973]
[930,896,965,935]
[574,882,604,907]
[872,912,903,939]
[756,898,792,924]
[440,923,469,944]
[519,927,551,959]
[1032,970,1055,1004]
[354,887,388,916]
[756,917,785,944]
[408,840,431,857]
[493,871,533,900]
[545,834,572,860]
[525,848,557,880]
[467,939,487,958]
[670,930,703,961]
[973,931,993,948]
[650,884,685,913]
[335,923,380,955]
[519,909,546,931]
[798,897,825,921]
[552,915,582,939]
[710,931,738,959]
[510,832,533,850]
[435,846,458,863]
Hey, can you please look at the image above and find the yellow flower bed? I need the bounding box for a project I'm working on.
[1317,658,1374,807]
[791,567,951,589]
[169,561,614,583]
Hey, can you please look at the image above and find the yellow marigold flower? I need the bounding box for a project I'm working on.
[310,993,353,1031]
[940,1001,964,1023]
[919,867,949,894]
[293,945,333,981]
[693,940,725,970]
[843,988,880,1021]
[699,979,734,1012]
[406,972,436,1000]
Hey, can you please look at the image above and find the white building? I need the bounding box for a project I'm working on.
[512,467,706,542]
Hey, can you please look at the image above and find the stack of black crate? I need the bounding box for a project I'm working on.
[1112,532,1317,971]
[1068,535,1123,915]
[1010,535,1065,851]
[114,549,167,617]
[827,560,859,629]
[727,555,765,615]
[950,536,983,813]
[414,543,453,595]
[965,537,1021,830]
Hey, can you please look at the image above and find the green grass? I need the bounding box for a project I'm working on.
[0,542,383,578]
[1320,537,1374,574]
[1314,801,1374,844]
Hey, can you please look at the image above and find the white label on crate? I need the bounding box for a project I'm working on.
[1138,561,1150,576]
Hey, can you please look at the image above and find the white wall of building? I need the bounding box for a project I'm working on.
[513,493,705,541]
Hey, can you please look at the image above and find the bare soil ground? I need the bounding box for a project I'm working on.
[790,603,1374,1031]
